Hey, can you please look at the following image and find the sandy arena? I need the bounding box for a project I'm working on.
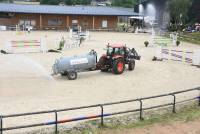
[0,31,200,133]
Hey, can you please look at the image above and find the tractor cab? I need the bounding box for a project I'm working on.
[106,44,127,58]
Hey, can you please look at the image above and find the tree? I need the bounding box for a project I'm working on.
[64,0,72,5]
[40,0,92,5]
[188,0,200,23]
[168,0,192,30]
[40,0,61,5]
[112,0,138,8]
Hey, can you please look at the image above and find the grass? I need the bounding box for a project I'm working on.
[76,106,200,134]
[178,32,200,45]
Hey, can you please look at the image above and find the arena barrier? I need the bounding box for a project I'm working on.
[155,47,200,66]
[0,87,200,134]
[5,39,47,53]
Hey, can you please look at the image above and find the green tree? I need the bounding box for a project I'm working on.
[188,0,200,24]
[112,0,138,8]
[64,0,72,5]
[168,0,192,30]
[40,0,61,5]
[40,0,91,5]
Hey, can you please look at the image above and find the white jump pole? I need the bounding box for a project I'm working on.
[5,38,46,53]
[86,30,90,41]
[40,38,47,53]
[193,49,200,66]
[69,29,73,39]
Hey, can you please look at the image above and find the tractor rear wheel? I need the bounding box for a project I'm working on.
[67,71,77,80]
[112,59,125,74]
[128,60,135,71]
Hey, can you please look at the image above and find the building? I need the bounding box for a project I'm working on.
[0,3,138,30]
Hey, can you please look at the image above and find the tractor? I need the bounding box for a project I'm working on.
[96,44,141,74]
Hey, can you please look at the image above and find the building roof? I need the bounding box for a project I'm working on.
[0,3,139,16]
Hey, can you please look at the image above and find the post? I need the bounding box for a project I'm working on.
[39,14,42,29]
[142,15,144,29]
[100,105,104,126]
[126,17,129,29]
[198,89,200,106]
[171,94,176,113]
[92,16,95,30]
[0,115,3,134]
[66,16,69,30]
[139,100,143,120]
[55,111,58,134]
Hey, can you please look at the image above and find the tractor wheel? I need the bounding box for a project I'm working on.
[67,71,77,80]
[98,57,109,72]
[61,72,68,76]
[128,60,135,71]
[101,68,109,72]
[112,59,125,74]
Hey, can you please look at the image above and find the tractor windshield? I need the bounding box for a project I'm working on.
[107,47,113,55]
[107,47,125,56]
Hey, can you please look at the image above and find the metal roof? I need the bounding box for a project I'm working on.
[0,3,139,16]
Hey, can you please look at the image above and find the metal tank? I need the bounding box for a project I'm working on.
[52,50,97,80]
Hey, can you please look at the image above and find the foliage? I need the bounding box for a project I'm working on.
[58,37,65,50]
[144,41,149,47]
[168,0,192,31]
[188,0,200,23]
[40,0,92,5]
[112,0,138,8]
[176,40,180,46]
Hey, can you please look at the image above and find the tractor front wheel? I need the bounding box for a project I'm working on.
[128,60,135,71]
[112,59,125,74]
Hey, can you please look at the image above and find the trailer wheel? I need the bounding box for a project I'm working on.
[112,59,125,74]
[128,60,135,71]
[67,71,77,80]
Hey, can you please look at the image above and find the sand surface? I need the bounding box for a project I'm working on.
[0,31,200,133]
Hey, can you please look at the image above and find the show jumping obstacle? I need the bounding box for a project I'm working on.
[5,39,46,53]
[149,28,178,47]
[155,47,200,66]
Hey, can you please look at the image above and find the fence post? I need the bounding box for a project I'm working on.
[100,105,104,126]
[138,100,143,120]
[198,89,200,106]
[171,94,176,113]
[0,115,3,134]
[55,111,58,134]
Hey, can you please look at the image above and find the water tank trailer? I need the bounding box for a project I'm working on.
[52,50,97,80]
[52,45,140,80]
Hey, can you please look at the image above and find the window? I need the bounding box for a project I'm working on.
[19,19,36,26]
[72,20,78,24]
[48,19,62,26]
[102,20,108,28]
